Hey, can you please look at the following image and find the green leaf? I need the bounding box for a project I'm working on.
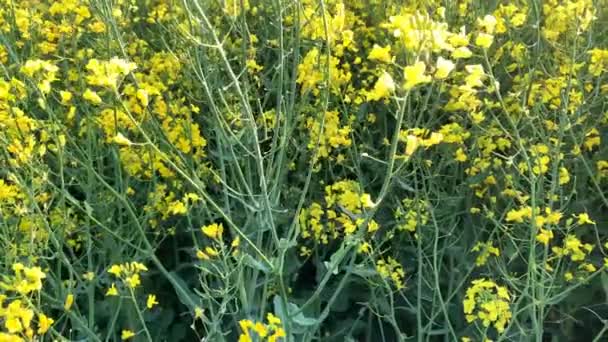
[242,253,271,274]
[168,271,199,310]
[273,296,319,335]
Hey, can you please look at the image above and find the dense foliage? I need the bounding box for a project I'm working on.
[0,0,607,341]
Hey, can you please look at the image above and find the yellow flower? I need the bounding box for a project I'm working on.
[136,89,149,107]
[404,135,419,156]
[559,167,570,185]
[238,333,253,342]
[403,61,431,90]
[106,283,119,296]
[201,223,224,240]
[196,249,210,260]
[59,91,73,105]
[205,246,219,257]
[475,33,494,49]
[108,265,122,276]
[253,322,268,337]
[477,15,497,34]
[453,46,473,59]
[125,274,141,288]
[455,148,467,162]
[146,294,159,309]
[268,327,286,342]
[536,229,554,246]
[37,314,54,334]
[83,88,102,104]
[368,44,392,63]
[64,294,74,311]
[121,329,136,340]
[367,71,395,101]
[266,313,281,325]
[576,213,595,225]
[434,57,455,79]
[113,133,133,146]
[464,64,485,88]
[194,307,204,319]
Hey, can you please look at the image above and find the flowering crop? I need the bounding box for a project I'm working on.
[0,0,607,341]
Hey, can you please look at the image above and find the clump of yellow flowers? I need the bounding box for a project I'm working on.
[463,279,512,333]
[299,180,377,245]
[107,262,148,289]
[239,313,286,342]
[0,264,54,340]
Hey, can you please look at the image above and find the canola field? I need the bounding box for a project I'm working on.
[0,0,607,341]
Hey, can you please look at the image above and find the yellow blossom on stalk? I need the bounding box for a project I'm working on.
[267,313,281,325]
[126,274,141,288]
[205,246,219,257]
[306,110,351,159]
[168,200,187,215]
[477,15,497,34]
[106,283,118,296]
[85,57,137,89]
[376,257,405,289]
[194,307,204,320]
[455,148,467,162]
[575,213,595,225]
[64,294,74,311]
[368,44,393,63]
[453,46,473,59]
[544,208,562,225]
[367,71,395,101]
[588,49,608,76]
[113,133,133,146]
[584,128,600,151]
[196,249,210,260]
[201,223,224,240]
[403,61,431,90]
[464,65,485,88]
[59,91,73,105]
[580,263,596,273]
[4,263,46,295]
[268,328,286,342]
[475,33,494,49]
[146,294,159,309]
[505,206,532,223]
[107,262,148,289]
[37,314,54,334]
[83,88,102,104]
[463,279,511,333]
[434,57,455,79]
[559,167,570,185]
[20,59,59,94]
[358,241,371,254]
[136,88,149,107]
[4,300,34,333]
[471,241,500,266]
[404,135,419,157]
[536,229,554,245]
[121,330,136,340]
[246,59,264,73]
[253,322,268,337]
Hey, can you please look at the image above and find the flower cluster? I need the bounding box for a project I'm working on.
[238,313,286,342]
[0,264,54,340]
[463,279,512,333]
[299,180,377,245]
